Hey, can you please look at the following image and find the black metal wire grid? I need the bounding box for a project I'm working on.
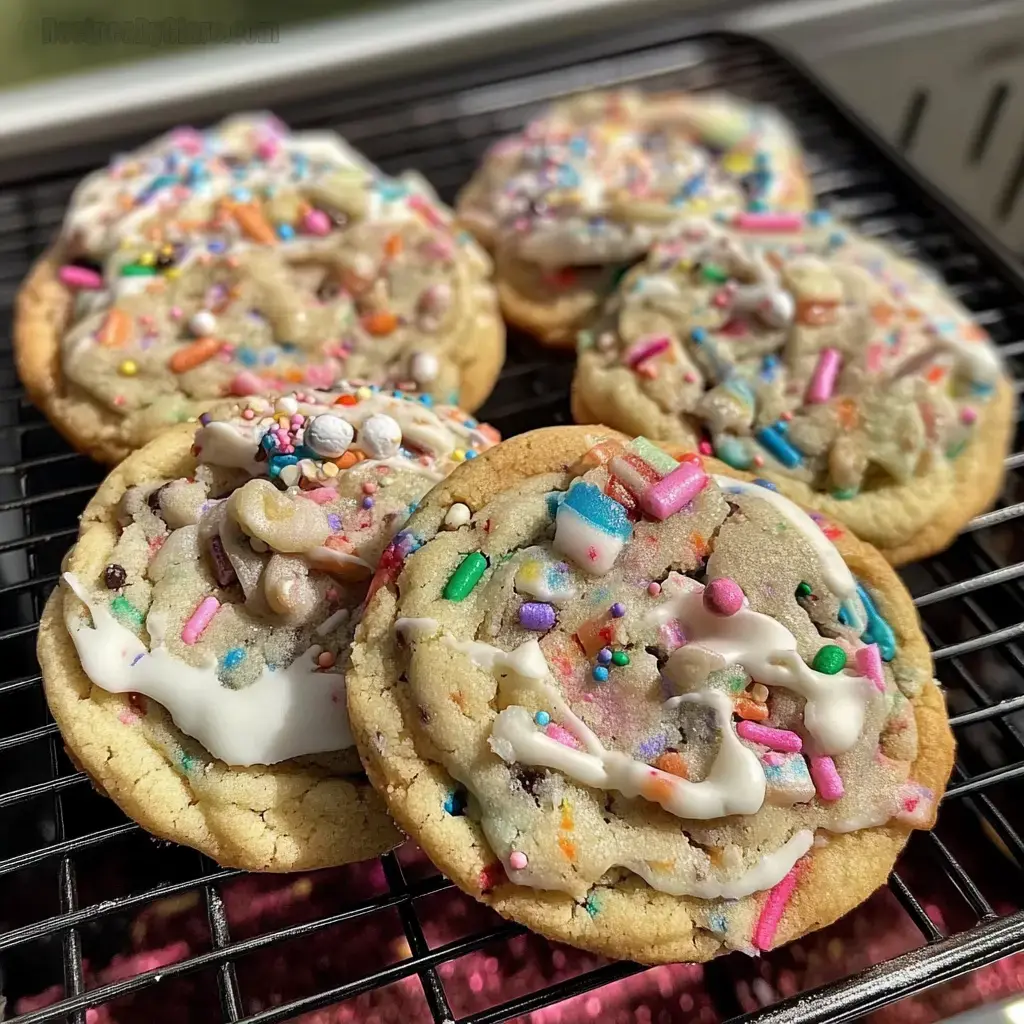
[3,27,1024,1024]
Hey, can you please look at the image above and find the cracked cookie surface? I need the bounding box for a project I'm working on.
[347,427,953,961]
[39,385,498,870]
[572,214,1014,562]
[17,113,504,463]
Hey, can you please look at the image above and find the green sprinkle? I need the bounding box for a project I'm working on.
[576,329,595,351]
[177,750,198,774]
[611,650,630,667]
[584,892,602,918]
[796,582,813,598]
[443,552,488,601]
[831,487,857,501]
[110,595,144,627]
[120,263,157,277]
[946,440,966,459]
[702,263,729,283]
[629,436,679,475]
[812,644,847,675]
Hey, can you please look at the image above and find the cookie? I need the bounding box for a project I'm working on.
[38,385,499,871]
[17,113,504,464]
[457,90,812,346]
[572,213,1015,564]
[347,428,954,963]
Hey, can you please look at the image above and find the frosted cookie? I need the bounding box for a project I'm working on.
[572,214,1015,564]
[38,386,499,871]
[457,90,812,346]
[17,113,504,463]
[347,428,954,963]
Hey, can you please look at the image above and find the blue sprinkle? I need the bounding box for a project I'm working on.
[207,240,227,254]
[465,449,477,459]
[756,425,803,468]
[691,327,708,344]
[545,492,562,518]
[708,910,728,934]
[760,354,780,381]
[568,136,588,157]
[232,187,252,202]
[534,711,551,726]
[592,666,609,683]
[714,436,752,471]
[419,394,434,406]
[223,648,245,669]
[130,653,145,667]
[443,789,466,816]
[807,209,832,225]
[857,582,897,661]
[752,478,777,491]
[277,224,295,241]
[237,347,258,367]
[837,607,853,627]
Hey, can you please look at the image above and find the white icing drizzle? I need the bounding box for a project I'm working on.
[625,828,814,899]
[931,329,1003,386]
[711,475,867,632]
[194,421,264,472]
[395,617,442,641]
[648,584,872,754]
[63,573,352,766]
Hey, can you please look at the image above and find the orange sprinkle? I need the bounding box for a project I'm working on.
[735,698,769,721]
[836,397,860,431]
[383,234,403,258]
[870,302,896,326]
[576,439,624,471]
[557,837,577,862]
[797,300,839,327]
[926,365,946,384]
[284,368,305,383]
[689,531,706,554]
[231,202,277,245]
[334,450,365,470]
[559,800,574,832]
[644,775,675,803]
[169,336,222,373]
[98,308,132,348]
[335,394,359,406]
[362,311,399,336]
[654,752,689,779]
[450,690,467,712]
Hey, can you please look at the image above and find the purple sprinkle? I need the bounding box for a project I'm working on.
[327,513,342,531]
[208,535,238,588]
[597,648,612,665]
[610,602,626,618]
[637,734,668,760]
[519,601,556,632]
[131,653,145,666]
[199,413,212,426]
[362,496,375,509]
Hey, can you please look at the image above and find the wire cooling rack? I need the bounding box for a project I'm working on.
[3,27,1024,1024]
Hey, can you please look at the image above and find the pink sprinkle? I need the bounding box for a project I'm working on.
[647,581,662,596]
[408,193,445,229]
[302,209,332,236]
[659,621,686,652]
[961,406,978,425]
[255,137,280,161]
[736,721,802,752]
[624,335,670,368]
[683,371,698,383]
[866,343,885,373]
[698,440,713,456]
[703,577,744,616]
[640,462,709,520]
[806,348,842,404]
[810,755,845,800]
[753,865,801,950]
[229,370,264,396]
[855,643,886,692]
[299,487,338,504]
[734,212,805,233]
[545,723,580,749]
[181,596,220,646]
[509,851,528,870]
[59,264,104,290]
[242,408,255,420]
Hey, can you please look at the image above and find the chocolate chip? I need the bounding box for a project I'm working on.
[103,564,127,589]
[147,484,169,514]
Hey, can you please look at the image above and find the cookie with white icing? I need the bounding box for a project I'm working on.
[573,213,1015,564]
[17,113,504,464]
[38,385,499,871]
[457,90,812,346]
[347,427,953,962]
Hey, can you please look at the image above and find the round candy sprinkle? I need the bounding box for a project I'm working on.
[703,578,744,616]
[796,581,813,598]
[410,351,440,385]
[610,602,626,618]
[359,413,402,459]
[592,666,609,683]
[812,644,847,675]
[509,851,529,870]
[444,502,472,529]
[534,711,551,727]
[306,414,354,458]
[189,310,217,338]
[611,650,630,667]
[647,581,662,596]
[103,564,127,589]
[519,602,555,631]
[317,651,336,669]
[443,551,488,602]
[118,360,138,377]
[361,496,375,509]
[596,648,612,665]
